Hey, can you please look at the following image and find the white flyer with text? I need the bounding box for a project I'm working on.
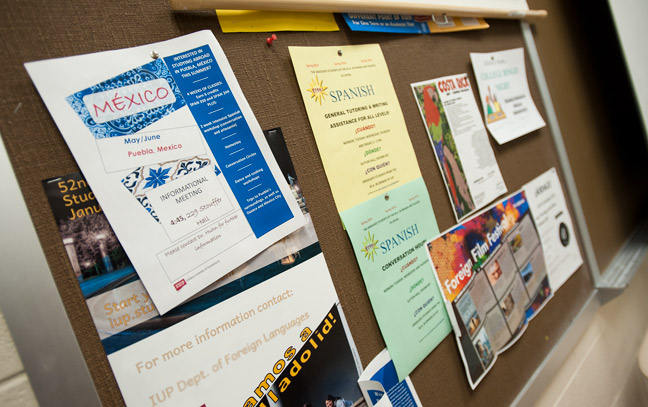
[25,31,305,313]
[523,168,582,290]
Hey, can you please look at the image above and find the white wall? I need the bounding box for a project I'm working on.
[0,310,39,407]
[535,256,648,406]
[608,0,648,143]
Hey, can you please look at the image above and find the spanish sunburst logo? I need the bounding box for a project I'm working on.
[361,232,379,262]
[306,75,328,105]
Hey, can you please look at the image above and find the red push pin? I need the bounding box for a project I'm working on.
[266,34,277,46]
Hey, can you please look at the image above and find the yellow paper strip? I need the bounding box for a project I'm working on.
[217,10,339,32]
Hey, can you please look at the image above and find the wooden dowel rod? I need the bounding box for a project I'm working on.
[169,0,548,20]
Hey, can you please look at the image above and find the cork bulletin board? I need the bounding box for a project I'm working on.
[0,2,594,406]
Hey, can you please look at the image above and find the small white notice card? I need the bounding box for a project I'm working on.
[470,48,546,144]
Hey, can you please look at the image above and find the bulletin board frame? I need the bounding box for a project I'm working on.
[0,6,604,407]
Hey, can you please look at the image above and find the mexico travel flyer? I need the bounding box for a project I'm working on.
[290,44,451,379]
[25,31,305,313]
[412,74,507,221]
[426,169,581,388]
[41,128,321,345]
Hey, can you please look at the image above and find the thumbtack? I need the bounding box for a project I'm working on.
[384,194,390,201]
[431,13,449,24]
[266,34,277,46]
[338,49,343,56]
[150,50,159,60]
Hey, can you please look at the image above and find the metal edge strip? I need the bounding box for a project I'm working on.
[512,21,606,405]
[520,21,602,286]
[601,218,648,290]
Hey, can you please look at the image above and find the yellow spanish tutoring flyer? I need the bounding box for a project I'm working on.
[289,44,421,212]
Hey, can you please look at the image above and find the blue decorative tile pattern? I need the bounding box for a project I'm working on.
[66,59,186,139]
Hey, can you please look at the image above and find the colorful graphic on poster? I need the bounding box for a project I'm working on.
[484,85,507,123]
[413,82,474,217]
[244,305,363,407]
[26,31,306,313]
[412,74,507,221]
